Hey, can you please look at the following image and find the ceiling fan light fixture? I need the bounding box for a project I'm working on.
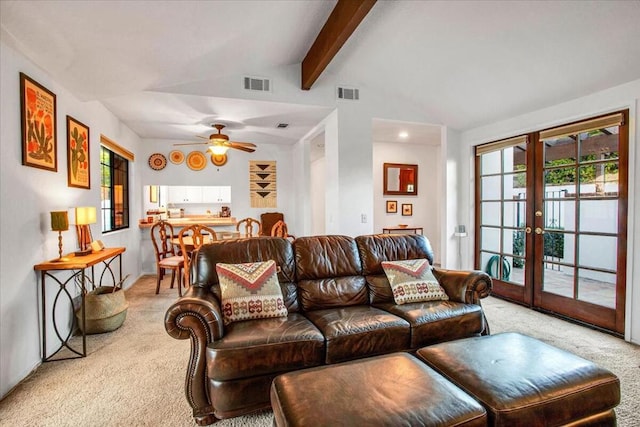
[209,145,229,155]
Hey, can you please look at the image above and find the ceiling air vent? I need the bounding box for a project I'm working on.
[337,86,359,101]
[276,123,289,129]
[244,76,271,92]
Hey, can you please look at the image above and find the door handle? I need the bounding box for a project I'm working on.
[525,227,532,234]
[535,227,545,235]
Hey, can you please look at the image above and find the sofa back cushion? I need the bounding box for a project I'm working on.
[294,235,367,311]
[356,234,435,304]
[190,237,299,312]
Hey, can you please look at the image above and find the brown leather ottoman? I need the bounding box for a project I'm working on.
[271,352,487,426]
[416,333,620,427]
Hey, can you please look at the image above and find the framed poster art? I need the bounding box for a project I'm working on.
[67,115,90,189]
[402,203,413,216]
[20,72,57,171]
[386,200,397,213]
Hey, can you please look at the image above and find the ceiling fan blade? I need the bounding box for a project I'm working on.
[228,143,255,153]
[173,142,210,146]
[228,140,257,148]
[196,135,210,140]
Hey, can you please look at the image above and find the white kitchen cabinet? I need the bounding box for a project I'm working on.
[168,186,203,203]
[202,186,231,203]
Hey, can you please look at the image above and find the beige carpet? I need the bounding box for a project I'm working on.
[1,275,638,426]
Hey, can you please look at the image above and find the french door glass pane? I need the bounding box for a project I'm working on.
[504,173,526,199]
[577,269,616,309]
[503,201,526,227]
[504,143,526,172]
[481,202,501,226]
[508,256,525,286]
[544,138,576,166]
[481,176,501,200]
[545,231,574,265]
[542,264,574,298]
[578,235,617,271]
[544,199,575,231]
[481,151,501,175]
[544,167,576,190]
[579,200,618,233]
[481,227,501,252]
[578,162,619,197]
[579,129,618,162]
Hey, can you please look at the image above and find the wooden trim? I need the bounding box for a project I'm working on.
[615,109,629,334]
[301,0,376,90]
[475,135,527,156]
[100,135,134,161]
[539,112,623,140]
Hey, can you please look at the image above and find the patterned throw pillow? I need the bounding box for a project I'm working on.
[381,259,449,305]
[216,260,288,325]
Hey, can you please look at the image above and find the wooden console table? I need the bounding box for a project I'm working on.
[382,227,423,235]
[34,247,126,362]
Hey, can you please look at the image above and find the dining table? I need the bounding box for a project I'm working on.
[171,231,242,252]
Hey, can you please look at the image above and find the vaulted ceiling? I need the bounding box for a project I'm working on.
[2,1,640,147]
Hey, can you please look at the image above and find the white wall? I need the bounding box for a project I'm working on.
[0,41,143,398]
[138,138,297,227]
[373,141,442,264]
[459,79,640,344]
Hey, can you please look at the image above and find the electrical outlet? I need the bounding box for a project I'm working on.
[361,214,367,223]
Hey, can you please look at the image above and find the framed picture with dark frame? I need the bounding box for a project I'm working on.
[66,115,90,189]
[20,72,57,171]
[386,200,397,213]
[402,203,413,216]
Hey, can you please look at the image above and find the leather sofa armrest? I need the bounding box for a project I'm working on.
[432,268,492,305]
[164,286,224,425]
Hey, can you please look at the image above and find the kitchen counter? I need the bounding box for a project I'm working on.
[138,216,237,229]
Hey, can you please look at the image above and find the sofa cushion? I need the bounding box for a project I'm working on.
[294,235,368,310]
[191,237,300,312]
[376,300,485,348]
[208,313,325,381]
[382,259,449,304]
[356,234,435,276]
[304,305,410,364]
[217,260,288,325]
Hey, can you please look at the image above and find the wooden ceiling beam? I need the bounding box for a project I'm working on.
[301,0,377,90]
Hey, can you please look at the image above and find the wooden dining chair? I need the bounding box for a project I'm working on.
[259,212,284,237]
[236,217,261,237]
[270,219,295,241]
[177,224,217,287]
[150,220,184,295]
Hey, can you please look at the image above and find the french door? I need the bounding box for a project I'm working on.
[475,111,628,335]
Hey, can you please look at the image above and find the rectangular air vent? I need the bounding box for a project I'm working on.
[337,86,359,100]
[244,76,271,92]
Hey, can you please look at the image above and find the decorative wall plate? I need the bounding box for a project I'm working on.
[186,151,207,171]
[169,150,184,164]
[211,153,227,166]
[148,153,167,171]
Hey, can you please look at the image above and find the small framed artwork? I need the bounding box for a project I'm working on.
[67,115,90,189]
[402,203,413,216]
[20,72,57,171]
[386,200,397,213]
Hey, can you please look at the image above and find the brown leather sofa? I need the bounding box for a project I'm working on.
[165,234,492,425]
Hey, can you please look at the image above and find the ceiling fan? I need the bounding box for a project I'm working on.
[173,124,256,155]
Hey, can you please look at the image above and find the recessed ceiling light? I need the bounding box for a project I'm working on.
[399,131,409,138]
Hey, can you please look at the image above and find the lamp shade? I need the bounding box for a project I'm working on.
[209,145,229,156]
[75,206,97,225]
[50,211,69,231]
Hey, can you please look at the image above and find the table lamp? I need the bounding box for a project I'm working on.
[75,206,97,256]
[50,211,70,262]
